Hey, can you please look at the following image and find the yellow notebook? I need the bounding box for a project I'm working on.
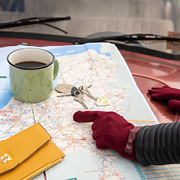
[0,123,65,180]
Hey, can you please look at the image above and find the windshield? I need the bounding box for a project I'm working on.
[0,0,180,53]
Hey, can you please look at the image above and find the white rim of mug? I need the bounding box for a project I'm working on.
[7,48,55,70]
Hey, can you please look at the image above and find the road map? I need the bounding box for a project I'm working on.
[0,43,159,180]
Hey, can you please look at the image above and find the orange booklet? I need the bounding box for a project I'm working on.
[0,123,65,180]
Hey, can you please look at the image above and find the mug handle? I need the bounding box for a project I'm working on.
[53,59,59,80]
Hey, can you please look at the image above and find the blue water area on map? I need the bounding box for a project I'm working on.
[45,43,111,57]
[0,90,12,109]
[85,43,111,57]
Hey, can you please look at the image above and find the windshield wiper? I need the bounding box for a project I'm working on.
[0,16,71,34]
[0,16,71,28]
[74,33,180,44]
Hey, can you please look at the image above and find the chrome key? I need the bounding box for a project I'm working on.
[57,93,72,97]
[78,85,98,101]
[73,93,88,109]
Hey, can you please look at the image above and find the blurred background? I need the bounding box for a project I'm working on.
[0,0,180,52]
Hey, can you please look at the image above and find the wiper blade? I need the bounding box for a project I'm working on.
[74,33,180,44]
[0,16,71,29]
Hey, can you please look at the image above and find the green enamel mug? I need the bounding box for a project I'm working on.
[7,48,59,103]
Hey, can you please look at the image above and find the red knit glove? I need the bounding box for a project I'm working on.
[73,111,140,162]
[148,86,180,112]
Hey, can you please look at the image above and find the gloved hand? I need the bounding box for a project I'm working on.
[148,86,180,112]
[73,111,141,162]
[74,110,180,166]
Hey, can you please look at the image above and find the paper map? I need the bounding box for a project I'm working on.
[0,43,158,180]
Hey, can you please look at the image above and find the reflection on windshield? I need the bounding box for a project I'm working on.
[0,0,180,53]
[0,0,24,12]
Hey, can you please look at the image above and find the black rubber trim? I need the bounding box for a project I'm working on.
[0,31,82,43]
[0,31,180,60]
[114,43,180,61]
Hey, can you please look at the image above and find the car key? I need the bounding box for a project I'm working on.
[73,93,88,109]
[78,85,98,101]
[57,93,72,97]
[79,85,110,106]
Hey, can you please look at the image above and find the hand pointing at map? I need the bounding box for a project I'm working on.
[73,111,140,162]
[73,111,180,166]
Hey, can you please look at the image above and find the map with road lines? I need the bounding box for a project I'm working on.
[0,43,159,180]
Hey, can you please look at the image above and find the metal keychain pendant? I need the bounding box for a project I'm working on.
[56,84,74,94]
